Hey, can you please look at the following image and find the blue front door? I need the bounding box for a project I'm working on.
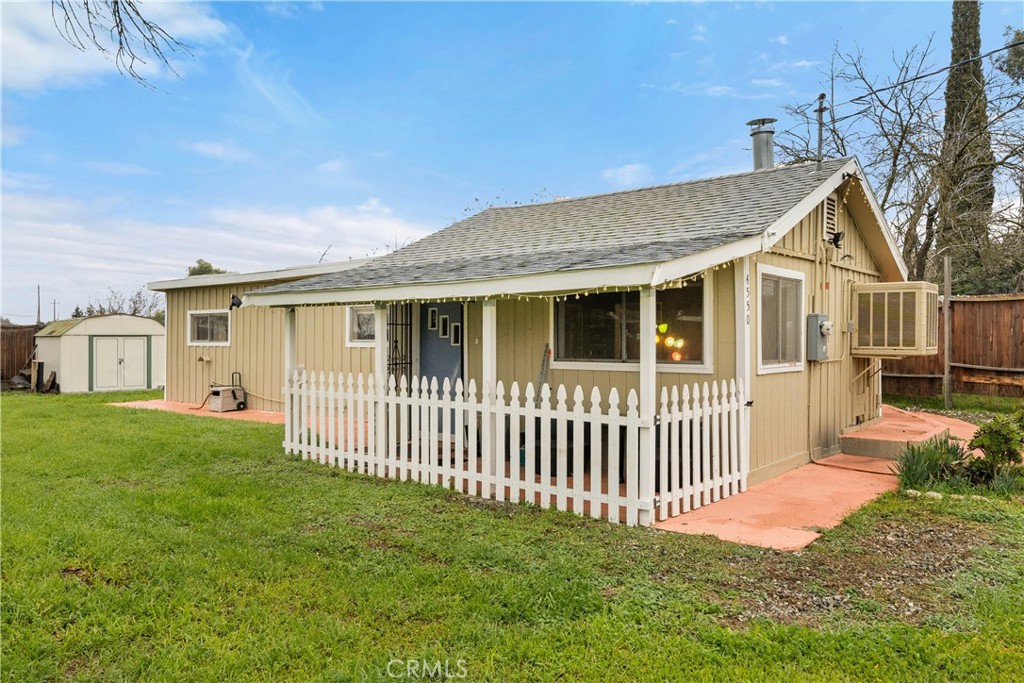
[419,302,463,397]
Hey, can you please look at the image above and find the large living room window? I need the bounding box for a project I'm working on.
[554,278,708,369]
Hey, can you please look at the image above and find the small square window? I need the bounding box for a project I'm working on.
[347,306,376,347]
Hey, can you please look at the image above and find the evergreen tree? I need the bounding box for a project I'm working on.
[937,0,996,277]
[71,306,85,318]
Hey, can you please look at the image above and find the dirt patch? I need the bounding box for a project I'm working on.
[714,515,991,627]
[60,566,98,586]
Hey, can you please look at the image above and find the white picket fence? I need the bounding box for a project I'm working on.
[283,369,748,526]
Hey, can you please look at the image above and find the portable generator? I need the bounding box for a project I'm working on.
[208,372,247,412]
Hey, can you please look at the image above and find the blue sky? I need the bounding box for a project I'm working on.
[1,1,1019,321]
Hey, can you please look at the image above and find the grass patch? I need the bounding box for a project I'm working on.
[4,391,1024,681]
[886,393,1023,424]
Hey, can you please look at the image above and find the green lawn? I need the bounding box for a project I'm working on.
[886,393,1023,424]
[3,391,1023,682]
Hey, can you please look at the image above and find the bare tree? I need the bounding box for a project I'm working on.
[776,33,1024,292]
[51,0,188,86]
[86,286,164,321]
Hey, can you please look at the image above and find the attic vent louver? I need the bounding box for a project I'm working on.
[822,193,839,242]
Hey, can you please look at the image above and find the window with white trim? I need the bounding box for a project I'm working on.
[188,310,230,346]
[758,265,804,372]
[346,305,376,347]
[554,278,708,366]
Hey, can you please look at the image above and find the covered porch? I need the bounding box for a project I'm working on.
[270,259,754,528]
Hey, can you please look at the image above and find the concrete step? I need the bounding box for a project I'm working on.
[839,406,949,460]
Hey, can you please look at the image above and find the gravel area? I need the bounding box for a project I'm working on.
[713,515,990,627]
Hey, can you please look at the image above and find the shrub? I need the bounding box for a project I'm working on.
[968,415,1024,473]
[896,436,966,490]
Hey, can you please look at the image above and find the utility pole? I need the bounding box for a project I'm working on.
[36,285,41,324]
[942,255,953,410]
[51,299,59,322]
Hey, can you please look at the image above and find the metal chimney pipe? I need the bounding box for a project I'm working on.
[746,117,777,170]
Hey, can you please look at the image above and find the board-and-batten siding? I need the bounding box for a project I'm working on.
[483,267,737,403]
[164,282,373,411]
[747,197,882,483]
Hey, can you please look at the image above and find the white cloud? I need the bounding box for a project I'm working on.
[769,59,819,71]
[2,124,32,147]
[705,85,736,97]
[751,78,786,88]
[666,19,679,25]
[691,23,707,42]
[0,2,227,90]
[182,140,253,163]
[317,159,350,173]
[771,34,790,46]
[601,163,653,188]
[235,44,323,126]
[0,190,435,319]
[85,162,158,176]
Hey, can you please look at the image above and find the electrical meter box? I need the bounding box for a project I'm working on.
[806,313,831,362]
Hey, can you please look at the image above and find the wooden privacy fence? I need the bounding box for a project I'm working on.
[283,370,749,526]
[883,294,1024,398]
[1,324,43,381]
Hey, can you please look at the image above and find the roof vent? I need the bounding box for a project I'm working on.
[746,117,777,171]
[823,192,839,242]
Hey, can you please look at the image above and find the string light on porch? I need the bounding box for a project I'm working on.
[358,257,746,308]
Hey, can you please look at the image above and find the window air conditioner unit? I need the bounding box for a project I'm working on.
[851,281,939,358]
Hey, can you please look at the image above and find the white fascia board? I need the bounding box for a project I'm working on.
[243,263,659,307]
[850,157,909,281]
[148,258,372,292]
[759,159,856,253]
[653,235,763,285]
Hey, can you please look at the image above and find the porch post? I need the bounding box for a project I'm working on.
[374,304,388,466]
[734,257,752,491]
[481,299,497,495]
[284,306,297,379]
[373,304,388,382]
[638,287,657,527]
[283,306,297,452]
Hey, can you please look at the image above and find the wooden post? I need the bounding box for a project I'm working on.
[283,307,297,451]
[481,299,497,495]
[638,287,656,527]
[943,255,952,410]
[733,257,752,489]
[283,307,297,379]
[374,304,388,465]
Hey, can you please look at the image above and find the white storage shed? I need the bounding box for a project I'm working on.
[34,315,166,393]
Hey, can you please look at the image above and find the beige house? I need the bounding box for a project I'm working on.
[149,260,374,411]
[174,134,938,527]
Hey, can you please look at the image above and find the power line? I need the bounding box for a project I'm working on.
[840,38,1024,107]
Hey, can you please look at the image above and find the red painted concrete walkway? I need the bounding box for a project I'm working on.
[110,399,284,424]
[655,411,982,552]
[654,457,898,551]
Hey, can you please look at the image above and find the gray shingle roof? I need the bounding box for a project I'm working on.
[258,158,850,295]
